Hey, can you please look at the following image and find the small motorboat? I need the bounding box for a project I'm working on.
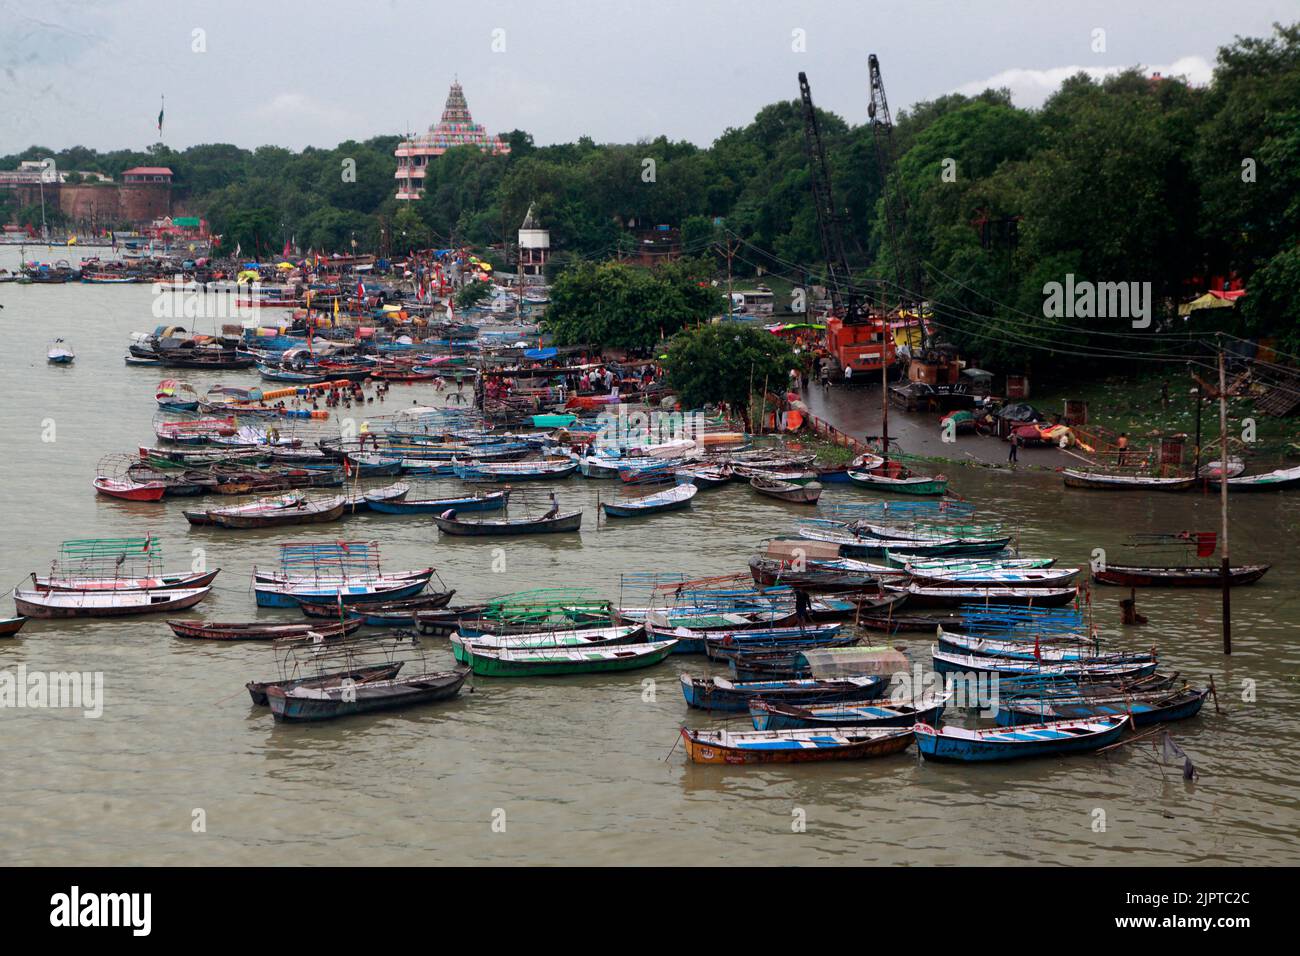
[92,476,167,501]
[47,339,75,364]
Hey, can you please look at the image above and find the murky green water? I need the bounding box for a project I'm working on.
[2,247,1297,865]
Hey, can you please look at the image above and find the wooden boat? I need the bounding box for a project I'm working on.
[936,628,1155,665]
[0,616,28,638]
[913,715,1130,762]
[343,482,409,512]
[912,567,1080,588]
[577,455,623,479]
[1092,563,1270,587]
[999,686,1208,728]
[432,509,582,536]
[749,689,950,731]
[93,476,166,501]
[679,673,885,712]
[747,556,880,592]
[451,624,643,654]
[857,611,967,633]
[602,482,697,517]
[452,457,577,481]
[207,495,346,529]
[365,488,509,514]
[168,618,362,641]
[674,463,733,488]
[254,573,433,608]
[297,590,456,624]
[883,583,1078,608]
[680,725,913,764]
[1061,469,1196,491]
[246,662,404,706]
[930,646,1157,680]
[157,350,256,370]
[847,469,948,496]
[1206,463,1300,491]
[414,604,492,636]
[750,476,823,504]
[36,569,220,592]
[184,492,306,526]
[14,586,211,619]
[451,637,677,676]
[267,668,469,721]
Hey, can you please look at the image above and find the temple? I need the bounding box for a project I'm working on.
[394,81,511,200]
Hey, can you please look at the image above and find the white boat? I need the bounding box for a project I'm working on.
[14,586,211,618]
[47,339,75,364]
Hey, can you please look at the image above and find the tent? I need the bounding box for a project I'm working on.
[1178,290,1246,316]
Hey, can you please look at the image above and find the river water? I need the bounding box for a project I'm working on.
[2,247,1297,865]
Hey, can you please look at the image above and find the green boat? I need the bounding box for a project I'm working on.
[531,413,578,428]
[451,637,678,676]
[847,470,949,496]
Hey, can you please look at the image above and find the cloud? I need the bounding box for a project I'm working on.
[952,55,1215,107]
[253,92,358,127]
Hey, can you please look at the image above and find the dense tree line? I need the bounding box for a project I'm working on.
[5,22,1297,359]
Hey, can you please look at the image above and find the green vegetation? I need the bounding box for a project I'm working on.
[1033,369,1299,458]
[665,323,797,410]
[454,279,493,311]
[544,257,724,349]
[5,22,1297,366]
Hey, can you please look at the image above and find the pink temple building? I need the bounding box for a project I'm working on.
[395,81,511,200]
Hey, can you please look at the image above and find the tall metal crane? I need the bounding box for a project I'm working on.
[867,54,921,305]
[797,71,857,319]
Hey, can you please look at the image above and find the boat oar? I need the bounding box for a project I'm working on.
[1208,674,1221,715]
[1094,723,1165,755]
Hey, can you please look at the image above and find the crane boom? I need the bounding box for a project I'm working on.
[797,71,856,318]
[868,54,921,304]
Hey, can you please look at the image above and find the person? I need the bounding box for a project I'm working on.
[1117,433,1129,466]
[1008,433,1019,464]
[794,589,810,624]
[1161,380,1170,409]
[543,491,559,520]
[844,365,852,383]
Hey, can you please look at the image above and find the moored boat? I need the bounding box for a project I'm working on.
[1061,469,1196,491]
[748,690,950,731]
[1091,563,1270,587]
[913,715,1130,761]
[93,476,167,501]
[168,618,362,641]
[452,636,677,676]
[679,673,886,712]
[601,482,697,517]
[266,668,469,721]
[680,725,913,764]
[432,509,582,536]
[14,586,211,619]
[750,476,823,504]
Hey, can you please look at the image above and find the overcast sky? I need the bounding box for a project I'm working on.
[1,0,1293,155]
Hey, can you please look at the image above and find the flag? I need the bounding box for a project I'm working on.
[356,280,366,299]
[157,102,164,133]
[283,240,291,258]
[333,296,339,322]
[234,242,241,259]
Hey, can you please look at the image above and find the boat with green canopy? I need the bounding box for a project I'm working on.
[450,636,678,676]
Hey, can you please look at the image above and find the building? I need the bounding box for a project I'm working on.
[395,81,510,201]
[0,159,60,186]
[517,203,549,279]
[121,167,174,184]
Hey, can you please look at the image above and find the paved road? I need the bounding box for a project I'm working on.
[798,379,1079,469]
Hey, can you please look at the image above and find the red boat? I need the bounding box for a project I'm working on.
[0,616,27,637]
[93,476,167,501]
[1092,564,1270,588]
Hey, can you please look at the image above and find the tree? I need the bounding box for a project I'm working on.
[664,323,797,410]
[543,259,724,349]
[455,280,493,310]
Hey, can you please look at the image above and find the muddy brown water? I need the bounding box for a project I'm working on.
[2,253,1297,864]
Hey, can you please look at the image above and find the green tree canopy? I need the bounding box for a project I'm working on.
[665,323,797,409]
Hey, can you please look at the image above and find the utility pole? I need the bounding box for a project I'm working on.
[1217,346,1231,655]
[725,237,735,314]
[1192,381,1203,478]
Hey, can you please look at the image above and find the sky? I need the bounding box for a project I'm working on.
[0,0,1294,155]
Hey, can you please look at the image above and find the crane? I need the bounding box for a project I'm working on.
[797,71,857,320]
[867,53,922,306]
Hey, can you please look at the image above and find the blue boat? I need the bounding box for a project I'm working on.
[931,646,1158,681]
[998,687,1208,728]
[366,488,510,514]
[749,690,950,731]
[914,715,1130,761]
[254,575,431,608]
[679,673,885,712]
[601,482,697,517]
